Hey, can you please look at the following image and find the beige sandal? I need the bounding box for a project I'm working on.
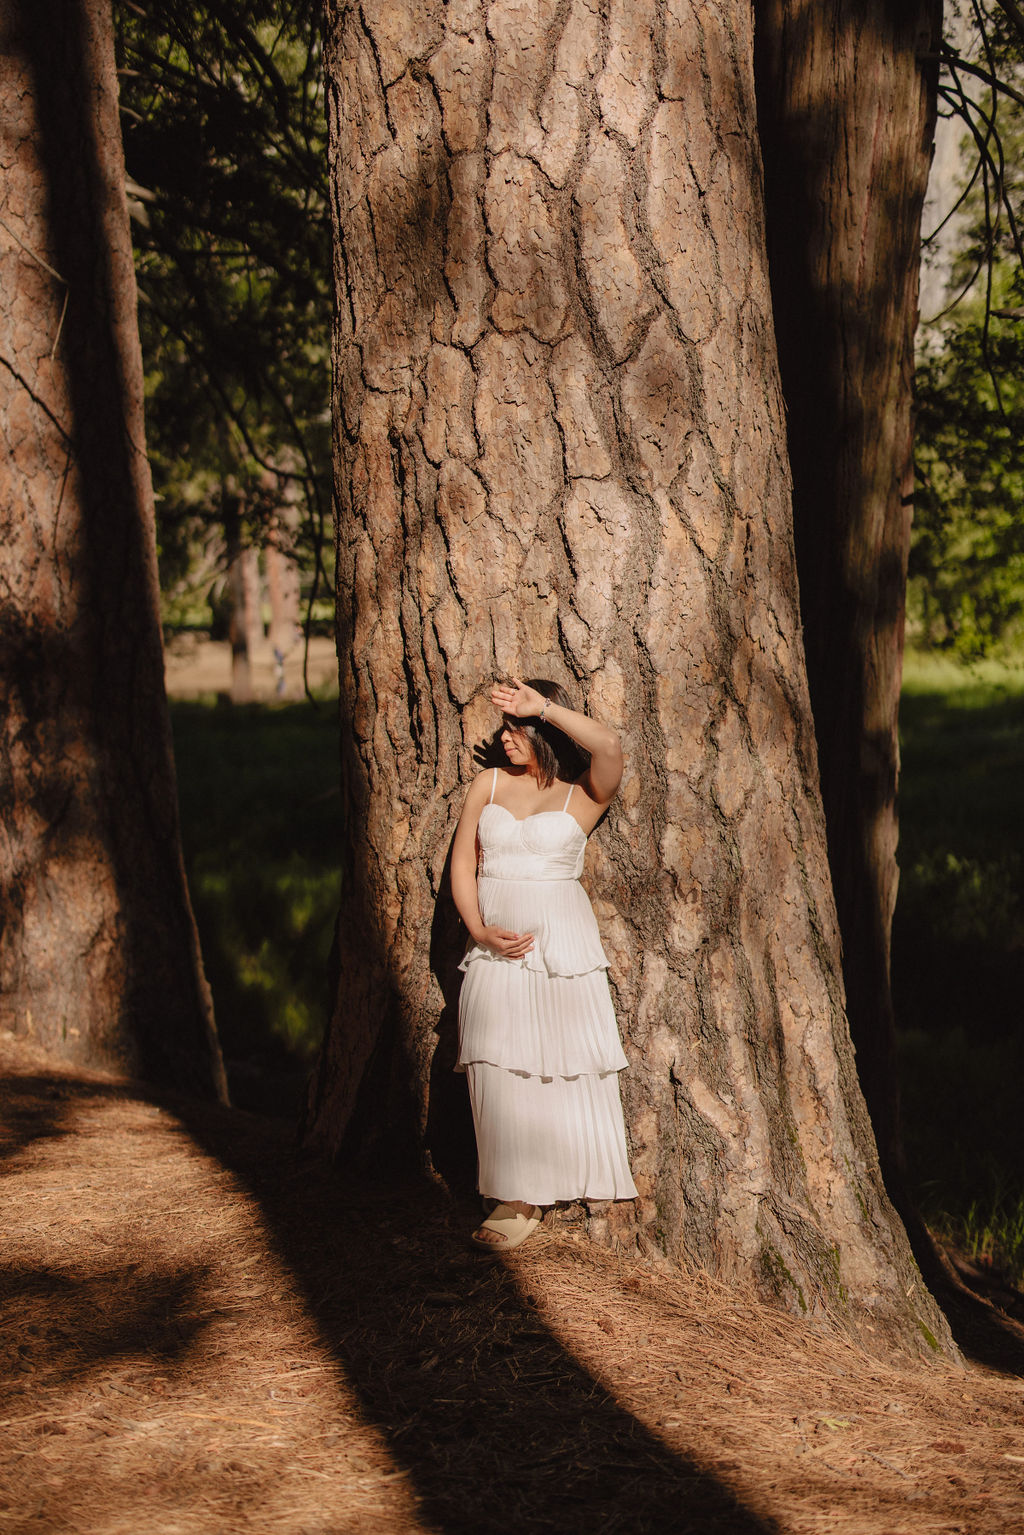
[471,1203,542,1250]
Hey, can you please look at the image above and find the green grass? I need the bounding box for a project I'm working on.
[900,651,1024,859]
[896,650,1024,1281]
[955,1193,1024,1284]
[170,700,342,1116]
[896,651,1024,1031]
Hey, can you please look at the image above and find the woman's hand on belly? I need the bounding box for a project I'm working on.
[476,925,534,960]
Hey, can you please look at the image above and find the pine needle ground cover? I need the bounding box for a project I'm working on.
[3,1030,1024,1535]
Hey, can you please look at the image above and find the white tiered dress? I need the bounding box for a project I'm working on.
[456,769,637,1206]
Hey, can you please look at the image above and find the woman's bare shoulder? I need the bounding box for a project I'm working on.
[461,768,497,806]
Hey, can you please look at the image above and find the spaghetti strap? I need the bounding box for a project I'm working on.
[561,780,575,813]
[489,767,498,804]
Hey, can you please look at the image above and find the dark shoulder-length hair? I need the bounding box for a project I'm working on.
[506,679,589,789]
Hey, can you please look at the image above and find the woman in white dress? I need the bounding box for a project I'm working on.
[451,677,637,1250]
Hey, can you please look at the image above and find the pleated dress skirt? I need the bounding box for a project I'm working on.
[456,791,637,1207]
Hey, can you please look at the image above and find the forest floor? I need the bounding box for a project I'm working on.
[163,634,338,702]
[4,1032,1024,1535]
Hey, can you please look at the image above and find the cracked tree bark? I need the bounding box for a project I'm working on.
[307,0,952,1354]
[0,0,225,1098]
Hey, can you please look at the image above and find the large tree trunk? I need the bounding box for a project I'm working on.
[308,0,951,1353]
[754,0,941,1199]
[0,0,226,1098]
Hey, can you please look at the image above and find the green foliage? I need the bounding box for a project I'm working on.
[170,700,342,1116]
[899,651,1024,857]
[900,847,1022,948]
[913,21,1024,657]
[913,309,1024,658]
[114,0,331,623]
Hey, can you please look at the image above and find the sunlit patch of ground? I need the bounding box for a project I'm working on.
[521,1244,1024,1533]
[3,1030,1024,1535]
[163,634,338,701]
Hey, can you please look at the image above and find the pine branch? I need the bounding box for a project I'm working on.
[939,46,1024,111]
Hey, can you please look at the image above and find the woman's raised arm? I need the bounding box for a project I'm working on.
[491,679,623,806]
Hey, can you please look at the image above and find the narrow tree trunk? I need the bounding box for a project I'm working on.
[266,539,300,654]
[754,0,942,1198]
[0,0,225,1098]
[266,499,302,699]
[308,0,951,1353]
[221,484,263,705]
[227,545,262,704]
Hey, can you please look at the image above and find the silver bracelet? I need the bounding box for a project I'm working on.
[539,700,550,723]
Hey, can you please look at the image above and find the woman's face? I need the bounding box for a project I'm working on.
[500,717,536,768]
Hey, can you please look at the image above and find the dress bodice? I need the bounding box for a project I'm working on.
[460,778,608,980]
[477,803,587,883]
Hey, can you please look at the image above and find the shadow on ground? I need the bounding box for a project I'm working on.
[179,1095,779,1534]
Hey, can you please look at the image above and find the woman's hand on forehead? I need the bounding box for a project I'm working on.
[491,678,545,718]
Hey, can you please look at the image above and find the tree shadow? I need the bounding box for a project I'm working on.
[1,1055,774,1533]
[0,1071,221,1421]
[425,834,476,1195]
[8,1041,1024,1533]
[178,1096,781,1535]
[0,1072,130,1165]
[424,726,512,1192]
[928,1263,1024,1377]
[1,1261,213,1384]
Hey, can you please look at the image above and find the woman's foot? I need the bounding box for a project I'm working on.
[471,1201,541,1250]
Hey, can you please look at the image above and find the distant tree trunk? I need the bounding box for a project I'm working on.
[307,0,951,1353]
[754,0,942,1199]
[0,0,225,1098]
[266,482,302,700]
[221,484,263,704]
[228,547,263,704]
[266,540,300,654]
